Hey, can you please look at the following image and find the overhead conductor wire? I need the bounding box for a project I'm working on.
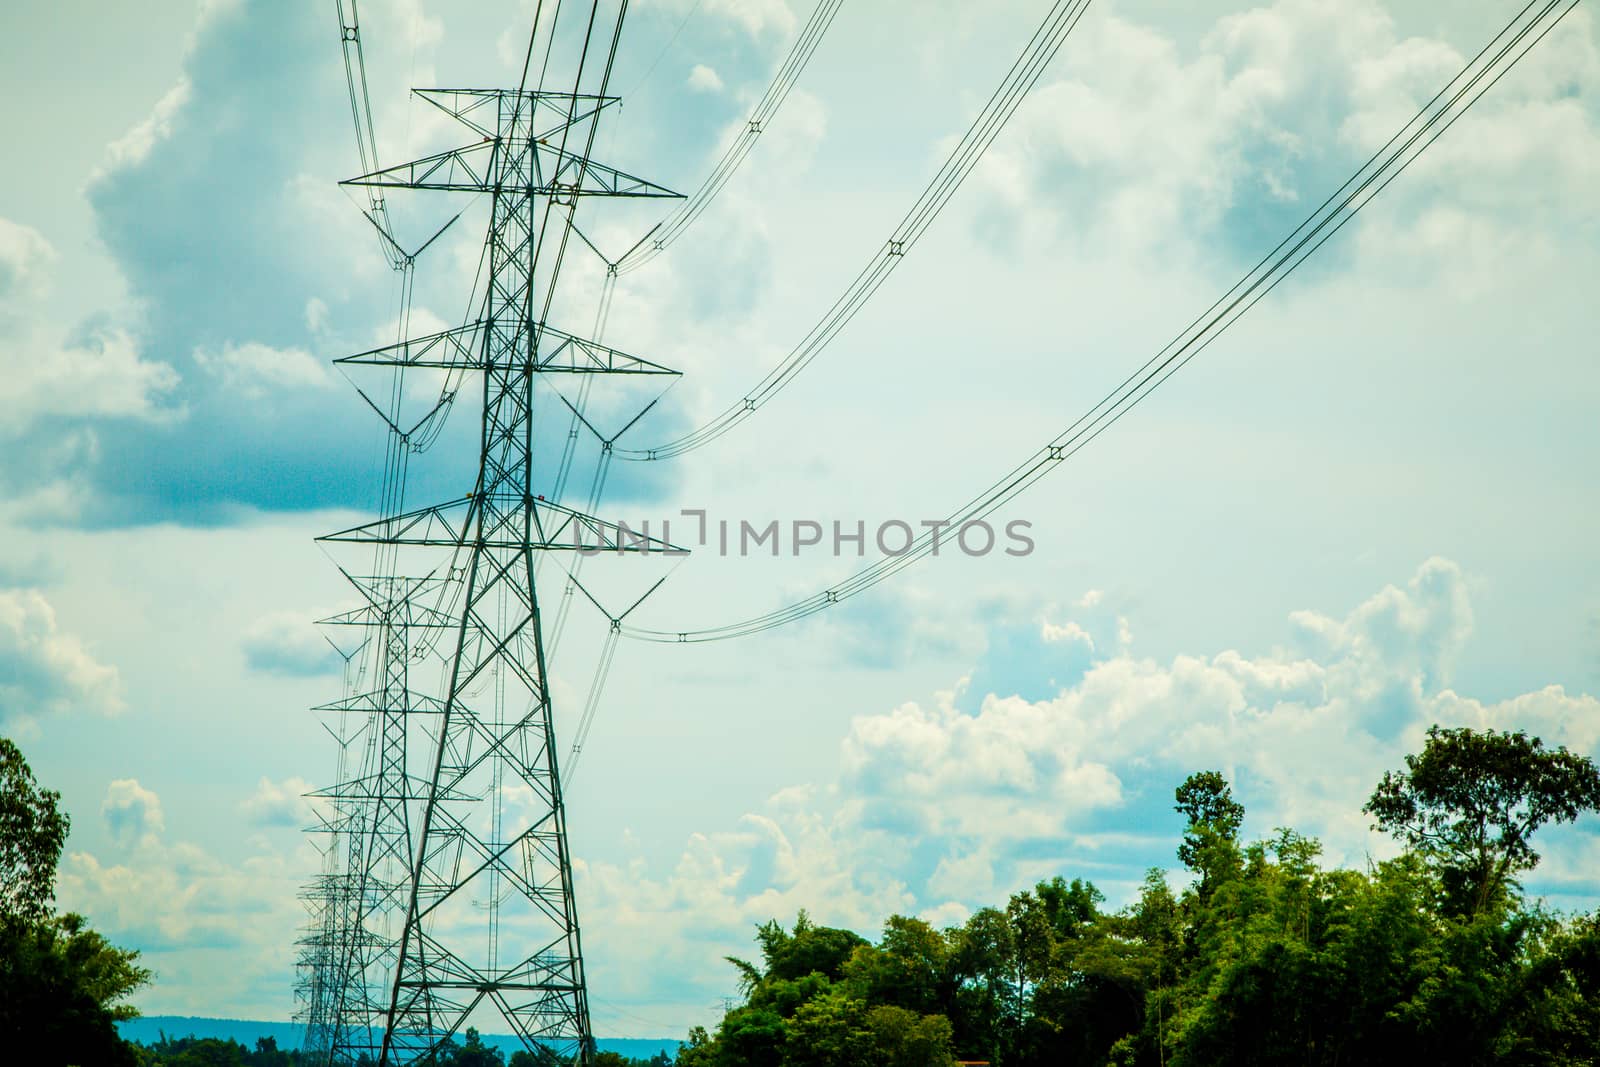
[543,0,1095,759]
[537,1,856,658]
[323,0,436,1054]
[613,0,1096,461]
[616,0,1579,644]
[611,0,849,275]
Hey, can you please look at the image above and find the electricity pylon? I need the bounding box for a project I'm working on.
[314,575,458,1066]
[314,86,682,1065]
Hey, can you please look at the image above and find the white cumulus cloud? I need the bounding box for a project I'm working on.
[687,63,724,93]
[0,589,123,736]
[58,772,321,1017]
[241,611,337,677]
[0,217,57,306]
[193,340,332,396]
[103,778,165,845]
[242,775,317,828]
[0,219,180,433]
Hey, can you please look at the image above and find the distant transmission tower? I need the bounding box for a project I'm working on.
[312,81,681,1066]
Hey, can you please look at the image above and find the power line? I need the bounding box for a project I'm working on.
[532,0,850,578]
[611,0,848,275]
[620,0,707,101]
[616,0,1578,645]
[537,0,1094,765]
[613,0,1094,461]
[335,0,403,269]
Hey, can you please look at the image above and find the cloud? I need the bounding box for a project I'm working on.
[579,796,917,1022]
[103,778,165,845]
[100,78,193,174]
[969,0,1600,270]
[841,693,1125,839]
[57,773,319,1016]
[576,558,1600,1025]
[0,2,682,527]
[698,0,797,39]
[0,589,123,735]
[241,611,337,677]
[242,775,316,828]
[193,341,333,397]
[1288,555,1474,702]
[687,64,724,93]
[0,4,432,523]
[0,328,180,433]
[0,218,179,436]
[0,217,57,306]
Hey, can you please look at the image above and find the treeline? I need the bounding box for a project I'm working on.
[130,1031,669,1066]
[678,726,1600,1066]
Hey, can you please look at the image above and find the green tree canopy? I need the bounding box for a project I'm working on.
[1364,725,1600,915]
[677,728,1600,1067]
[0,736,150,1065]
[1174,770,1245,873]
[1,735,71,922]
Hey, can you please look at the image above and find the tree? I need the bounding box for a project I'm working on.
[1033,876,1103,941]
[718,1005,787,1067]
[0,737,150,1065]
[754,912,869,983]
[864,1004,955,1067]
[751,972,832,1019]
[781,987,875,1067]
[1,735,70,922]
[843,915,953,1016]
[1174,771,1244,874]
[0,912,149,1065]
[438,1027,505,1067]
[1364,725,1600,916]
[947,907,1012,1060]
[673,1025,716,1067]
[667,744,1600,1065]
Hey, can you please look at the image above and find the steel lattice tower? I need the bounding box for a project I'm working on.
[316,576,455,1065]
[311,85,681,1066]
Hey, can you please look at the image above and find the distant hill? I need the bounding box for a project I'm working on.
[118,1018,306,1050]
[118,1017,680,1060]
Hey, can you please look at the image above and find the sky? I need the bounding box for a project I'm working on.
[1,0,1599,1039]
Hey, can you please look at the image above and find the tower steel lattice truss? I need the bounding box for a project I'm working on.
[296,76,682,1065]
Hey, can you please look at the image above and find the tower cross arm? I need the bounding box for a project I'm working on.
[343,139,683,199]
[318,497,689,554]
[413,88,620,142]
[334,320,679,375]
